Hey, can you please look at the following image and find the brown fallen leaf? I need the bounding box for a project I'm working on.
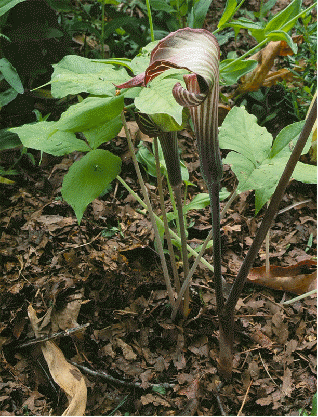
[178,376,200,400]
[28,305,87,416]
[248,328,274,349]
[235,36,302,95]
[115,338,137,361]
[247,259,317,295]
[262,68,296,88]
[140,393,171,407]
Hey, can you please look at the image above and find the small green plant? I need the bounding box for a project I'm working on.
[299,393,317,416]
[9,0,317,380]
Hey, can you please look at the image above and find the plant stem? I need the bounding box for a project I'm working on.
[153,137,181,292]
[171,185,238,320]
[265,201,270,276]
[167,179,179,234]
[120,111,175,307]
[101,1,105,59]
[221,39,267,72]
[282,289,317,305]
[174,183,190,316]
[218,97,317,380]
[116,175,215,273]
[208,182,224,314]
[145,0,155,42]
[158,131,190,317]
[220,187,238,220]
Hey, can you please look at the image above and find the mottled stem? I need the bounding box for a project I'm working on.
[159,131,190,316]
[153,136,181,292]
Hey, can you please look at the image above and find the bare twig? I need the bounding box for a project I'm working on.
[70,362,175,390]
[18,323,90,349]
[237,380,252,416]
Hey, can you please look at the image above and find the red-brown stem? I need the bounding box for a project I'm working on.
[159,131,182,187]
[159,131,190,316]
[208,181,224,315]
[217,97,317,379]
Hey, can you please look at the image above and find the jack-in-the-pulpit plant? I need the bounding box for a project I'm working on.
[117,27,226,376]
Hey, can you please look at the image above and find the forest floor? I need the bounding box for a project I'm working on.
[0,0,316,416]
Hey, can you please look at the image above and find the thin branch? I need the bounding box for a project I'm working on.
[70,362,175,390]
[225,97,317,312]
[220,187,239,220]
[18,324,90,349]
[237,380,252,416]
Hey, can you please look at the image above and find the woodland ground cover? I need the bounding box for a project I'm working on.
[0,0,317,415]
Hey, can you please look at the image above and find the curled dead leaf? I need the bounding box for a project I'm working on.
[235,37,301,95]
[28,305,87,416]
[247,259,317,295]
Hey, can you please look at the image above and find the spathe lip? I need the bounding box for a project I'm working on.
[116,27,219,102]
[117,27,222,184]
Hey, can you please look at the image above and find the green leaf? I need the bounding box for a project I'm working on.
[150,0,175,13]
[225,18,265,40]
[0,86,18,106]
[152,385,166,395]
[292,163,317,184]
[0,0,26,17]
[51,55,130,98]
[266,30,297,54]
[11,122,90,155]
[136,141,189,182]
[220,59,258,85]
[83,114,123,149]
[270,121,308,158]
[92,57,133,72]
[0,58,24,94]
[0,128,22,150]
[135,76,185,126]
[101,15,144,45]
[136,144,157,177]
[310,393,317,416]
[61,149,121,223]
[219,107,273,165]
[188,0,212,29]
[218,0,237,29]
[185,190,230,211]
[0,175,15,184]
[129,42,158,74]
[56,95,124,132]
[45,0,72,12]
[264,0,301,34]
[259,0,277,17]
[166,189,230,221]
[219,107,315,214]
